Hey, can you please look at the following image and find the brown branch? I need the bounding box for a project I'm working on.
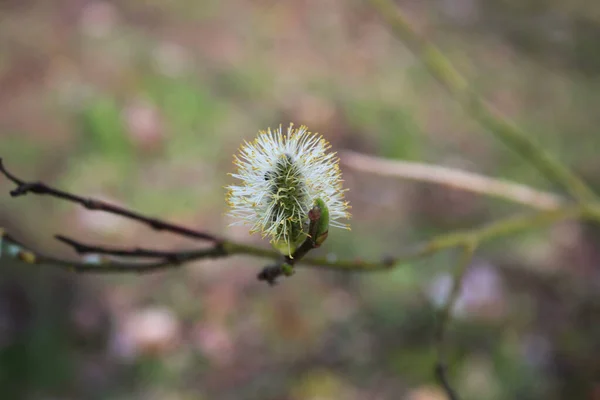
[1,230,228,273]
[2,159,600,289]
[0,158,221,243]
[54,234,206,263]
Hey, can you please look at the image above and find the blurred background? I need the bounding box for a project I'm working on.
[1,0,600,399]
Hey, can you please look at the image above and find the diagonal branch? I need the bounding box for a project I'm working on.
[368,0,597,203]
[341,150,563,210]
[0,158,221,243]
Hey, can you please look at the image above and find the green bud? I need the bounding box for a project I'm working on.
[281,262,295,276]
[309,198,329,247]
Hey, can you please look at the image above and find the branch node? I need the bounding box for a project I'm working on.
[10,182,37,197]
[381,255,395,268]
[257,264,283,286]
[149,220,165,231]
[81,198,98,209]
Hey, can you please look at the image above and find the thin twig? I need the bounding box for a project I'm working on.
[55,234,208,262]
[2,159,599,275]
[433,241,477,400]
[341,150,563,210]
[368,0,597,204]
[300,203,594,269]
[1,202,595,273]
[0,158,221,243]
[1,230,228,273]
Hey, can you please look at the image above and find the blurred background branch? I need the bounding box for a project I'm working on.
[369,0,598,204]
[434,241,477,400]
[368,1,600,398]
[342,150,563,210]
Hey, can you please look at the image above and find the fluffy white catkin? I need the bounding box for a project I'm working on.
[226,124,350,255]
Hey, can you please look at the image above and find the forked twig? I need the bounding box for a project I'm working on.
[1,159,597,278]
[1,158,599,396]
[3,1,600,395]
[0,159,324,282]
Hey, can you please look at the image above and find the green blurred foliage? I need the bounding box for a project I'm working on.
[79,96,133,166]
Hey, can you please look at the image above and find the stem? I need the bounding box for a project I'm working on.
[434,241,477,400]
[300,204,594,269]
[1,204,595,274]
[2,159,599,275]
[368,0,597,203]
[341,150,563,210]
[0,158,220,243]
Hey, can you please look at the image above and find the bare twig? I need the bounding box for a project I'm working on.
[1,230,228,273]
[368,0,597,204]
[301,203,594,269]
[341,151,563,210]
[1,201,594,274]
[0,158,221,243]
[1,159,599,277]
[55,234,209,262]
